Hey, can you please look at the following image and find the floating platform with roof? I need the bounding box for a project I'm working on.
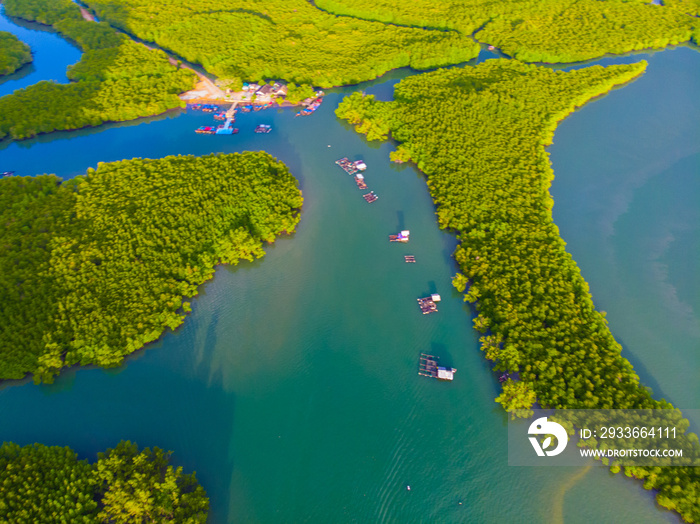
[419,353,456,380]
[254,124,272,134]
[417,294,440,314]
[390,230,410,243]
[335,158,367,175]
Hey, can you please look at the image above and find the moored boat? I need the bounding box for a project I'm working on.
[195,126,216,134]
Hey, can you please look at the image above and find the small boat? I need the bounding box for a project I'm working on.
[1,171,15,177]
[406,486,411,491]
[298,97,323,116]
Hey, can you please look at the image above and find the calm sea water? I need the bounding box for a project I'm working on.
[0,16,697,523]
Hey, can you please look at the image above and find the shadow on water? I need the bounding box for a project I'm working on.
[538,43,697,72]
[0,62,35,86]
[395,210,405,230]
[1,11,66,34]
[328,57,480,100]
[0,109,185,153]
[429,342,456,368]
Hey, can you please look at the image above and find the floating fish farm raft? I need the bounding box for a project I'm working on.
[417,294,441,314]
[363,191,378,203]
[335,157,367,175]
[390,230,410,243]
[419,353,456,380]
[354,174,367,189]
[404,255,416,263]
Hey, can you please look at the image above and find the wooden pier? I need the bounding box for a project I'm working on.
[404,255,416,263]
[417,294,440,314]
[418,353,456,380]
[225,102,238,119]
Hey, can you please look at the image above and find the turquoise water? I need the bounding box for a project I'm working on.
[0,18,697,524]
[549,46,700,419]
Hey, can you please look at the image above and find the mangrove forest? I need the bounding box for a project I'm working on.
[0,152,302,383]
[0,440,209,523]
[0,31,32,76]
[82,0,479,87]
[316,0,700,62]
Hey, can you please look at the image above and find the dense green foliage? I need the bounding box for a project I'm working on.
[82,0,478,87]
[0,152,302,382]
[285,83,316,104]
[0,440,208,523]
[316,0,698,63]
[336,60,700,522]
[0,31,32,76]
[0,0,193,140]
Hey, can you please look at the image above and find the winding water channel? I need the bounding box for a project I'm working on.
[1,9,698,523]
